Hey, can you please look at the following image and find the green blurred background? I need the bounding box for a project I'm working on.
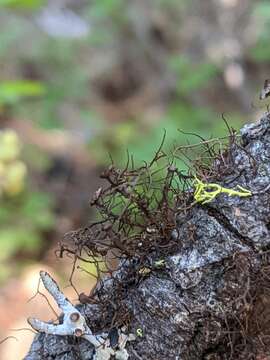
[0,0,269,357]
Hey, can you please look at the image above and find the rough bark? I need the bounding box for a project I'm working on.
[25,113,270,359]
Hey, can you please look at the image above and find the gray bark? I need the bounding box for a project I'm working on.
[25,113,270,359]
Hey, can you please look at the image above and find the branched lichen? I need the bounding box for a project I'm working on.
[193,177,252,204]
[28,271,135,360]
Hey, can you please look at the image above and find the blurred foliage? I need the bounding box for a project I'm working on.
[0,129,27,196]
[0,0,267,283]
[0,80,45,105]
[0,129,21,162]
[0,191,54,282]
[88,0,125,19]
[0,129,54,282]
[0,0,44,9]
[169,56,219,95]
[250,1,270,61]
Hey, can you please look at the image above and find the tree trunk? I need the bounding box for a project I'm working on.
[25,113,270,360]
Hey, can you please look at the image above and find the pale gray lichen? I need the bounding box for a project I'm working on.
[28,271,135,360]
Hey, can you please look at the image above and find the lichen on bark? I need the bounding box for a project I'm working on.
[26,113,270,359]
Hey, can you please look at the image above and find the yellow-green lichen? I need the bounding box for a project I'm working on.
[193,177,252,204]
